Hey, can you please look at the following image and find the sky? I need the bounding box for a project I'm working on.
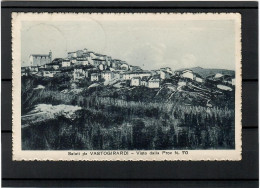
[21,18,236,71]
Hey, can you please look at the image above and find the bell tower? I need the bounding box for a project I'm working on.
[49,50,52,63]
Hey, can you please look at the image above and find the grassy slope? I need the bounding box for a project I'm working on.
[21,75,235,150]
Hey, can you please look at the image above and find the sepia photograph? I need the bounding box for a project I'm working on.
[12,13,242,160]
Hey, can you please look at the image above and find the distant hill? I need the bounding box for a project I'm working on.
[175,67,235,78]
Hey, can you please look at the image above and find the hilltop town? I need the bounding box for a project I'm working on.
[23,48,235,85]
[22,48,235,107]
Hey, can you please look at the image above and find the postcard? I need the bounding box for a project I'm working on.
[12,12,241,160]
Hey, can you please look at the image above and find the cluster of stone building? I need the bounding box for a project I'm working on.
[21,48,235,89]
[175,69,235,87]
[22,48,174,88]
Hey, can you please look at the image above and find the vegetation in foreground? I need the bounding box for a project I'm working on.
[21,75,235,150]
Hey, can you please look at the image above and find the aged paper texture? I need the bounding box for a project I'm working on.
[12,13,242,161]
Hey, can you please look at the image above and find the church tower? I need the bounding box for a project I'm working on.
[49,50,52,63]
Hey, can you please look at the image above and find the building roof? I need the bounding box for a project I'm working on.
[182,69,193,73]
[95,53,106,57]
[92,58,106,61]
[113,59,120,61]
[30,54,50,57]
[215,73,224,78]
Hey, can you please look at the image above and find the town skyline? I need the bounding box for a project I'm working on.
[22,46,236,92]
[21,19,236,70]
[22,48,236,72]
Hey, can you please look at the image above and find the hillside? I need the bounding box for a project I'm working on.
[21,74,235,150]
[80,77,235,109]
[176,67,235,78]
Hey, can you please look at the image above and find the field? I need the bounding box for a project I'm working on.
[21,75,235,150]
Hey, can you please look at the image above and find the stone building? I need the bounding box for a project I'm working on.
[91,73,100,81]
[29,51,52,66]
[148,78,160,88]
[101,71,114,81]
[130,77,141,86]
